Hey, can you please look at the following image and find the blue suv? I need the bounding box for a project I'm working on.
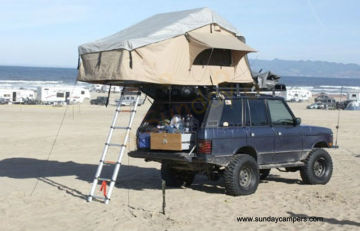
[129,92,334,196]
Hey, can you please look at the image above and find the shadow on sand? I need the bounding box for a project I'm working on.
[265,174,303,184]
[0,157,226,198]
[0,157,160,188]
[0,158,315,200]
[287,212,360,227]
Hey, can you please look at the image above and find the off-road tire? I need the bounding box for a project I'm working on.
[224,154,259,196]
[161,163,195,187]
[300,149,333,184]
[260,169,271,180]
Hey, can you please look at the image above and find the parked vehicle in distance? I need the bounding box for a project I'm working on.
[129,91,335,196]
[315,92,335,103]
[36,86,90,104]
[0,88,36,104]
[286,87,312,102]
[307,102,326,109]
[0,98,10,104]
[90,96,108,105]
[336,100,353,110]
[347,92,360,101]
[115,91,146,106]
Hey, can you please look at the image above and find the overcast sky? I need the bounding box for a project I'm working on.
[1,0,359,67]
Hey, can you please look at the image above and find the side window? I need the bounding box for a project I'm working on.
[193,49,232,66]
[248,99,269,126]
[268,100,294,126]
[220,99,242,126]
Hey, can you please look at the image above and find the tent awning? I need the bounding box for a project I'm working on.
[187,31,256,52]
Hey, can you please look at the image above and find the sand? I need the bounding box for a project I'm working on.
[0,97,359,231]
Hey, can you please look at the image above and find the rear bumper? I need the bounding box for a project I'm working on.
[128,150,193,162]
[128,150,232,167]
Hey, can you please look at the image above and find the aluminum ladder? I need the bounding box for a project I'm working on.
[88,88,141,204]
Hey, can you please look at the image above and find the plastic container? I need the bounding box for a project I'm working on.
[138,133,150,149]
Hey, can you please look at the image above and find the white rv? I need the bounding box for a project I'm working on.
[347,92,360,101]
[36,86,90,104]
[286,87,312,102]
[0,88,36,103]
[116,91,146,106]
[100,85,122,93]
[93,84,103,92]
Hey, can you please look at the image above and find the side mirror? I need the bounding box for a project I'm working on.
[294,117,301,126]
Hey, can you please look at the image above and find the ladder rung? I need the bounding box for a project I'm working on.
[105,143,127,147]
[101,160,118,165]
[97,177,114,182]
[116,109,136,113]
[88,92,139,204]
[111,126,131,130]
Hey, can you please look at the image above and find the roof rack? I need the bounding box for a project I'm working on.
[208,84,259,99]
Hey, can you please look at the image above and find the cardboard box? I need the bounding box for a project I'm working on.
[150,133,182,151]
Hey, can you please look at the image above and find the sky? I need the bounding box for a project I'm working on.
[0,0,359,67]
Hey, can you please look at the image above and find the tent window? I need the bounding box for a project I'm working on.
[193,48,232,66]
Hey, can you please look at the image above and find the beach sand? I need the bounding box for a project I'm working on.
[0,98,359,231]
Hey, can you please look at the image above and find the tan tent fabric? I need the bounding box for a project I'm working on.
[77,8,256,86]
[187,31,255,52]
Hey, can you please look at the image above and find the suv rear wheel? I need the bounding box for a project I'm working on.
[224,154,259,196]
[161,163,195,187]
[300,149,333,184]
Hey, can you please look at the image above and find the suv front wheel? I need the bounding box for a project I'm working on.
[300,149,333,184]
[224,154,259,196]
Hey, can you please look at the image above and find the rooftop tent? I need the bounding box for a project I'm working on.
[77,8,256,86]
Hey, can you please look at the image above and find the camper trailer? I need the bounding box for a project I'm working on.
[347,92,360,101]
[36,86,90,104]
[286,87,312,102]
[0,89,12,103]
[116,91,146,106]
[92,84,103,92]
[260,84,287,99]
[101,85,122,93]
[0,88,36,103]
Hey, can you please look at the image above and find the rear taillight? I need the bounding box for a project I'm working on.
[198,139,212,154]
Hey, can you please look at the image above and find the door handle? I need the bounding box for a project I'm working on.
[251,132,255,137]
[278,132,282,136]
